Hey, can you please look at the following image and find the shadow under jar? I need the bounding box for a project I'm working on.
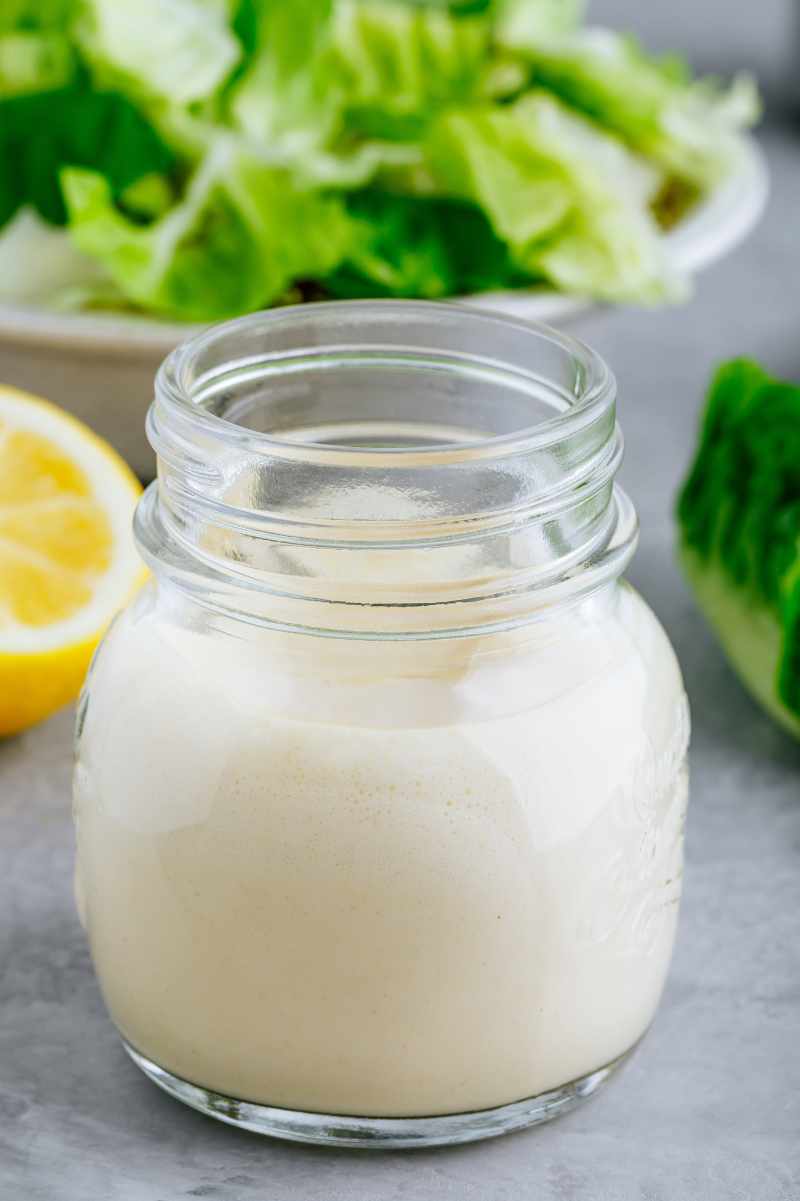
[73,301,690,1149]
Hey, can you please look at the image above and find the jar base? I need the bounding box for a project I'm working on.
[123,1040,637,1149]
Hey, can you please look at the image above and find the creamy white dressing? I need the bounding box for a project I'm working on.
[74,581,688,1117]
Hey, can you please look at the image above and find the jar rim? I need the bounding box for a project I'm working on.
[142,300,634,638]
[156,299,615,467]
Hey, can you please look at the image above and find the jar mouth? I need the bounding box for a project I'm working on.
[142,300,634,636]
[155,300,614,468]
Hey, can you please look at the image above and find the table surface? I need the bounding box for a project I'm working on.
[3,31,800,1201]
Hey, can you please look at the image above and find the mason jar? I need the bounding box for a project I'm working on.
[73,301,689,1148]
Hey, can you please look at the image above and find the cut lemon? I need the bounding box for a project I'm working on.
[0,385,145,736]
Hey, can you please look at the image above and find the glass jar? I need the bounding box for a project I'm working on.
[73,301,689,1148]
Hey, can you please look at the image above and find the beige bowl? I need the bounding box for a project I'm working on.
[0,139,767,481]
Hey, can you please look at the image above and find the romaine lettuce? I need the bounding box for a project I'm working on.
[61,142,352,320]
[0,82,175,228]
[0,206,115,307]
[0,0,76,28]
[229,0,335,152]
[327,189,526,298]
[494,0,585,46]
[329,0,491,137]
[0,0,760,318]
[76,0,240,107]
[0,0,77,97]
[504,28,758,187]
[678,360,800,739]
[0,31,75,97]
[229,0,489,182]
[425,92,678,302]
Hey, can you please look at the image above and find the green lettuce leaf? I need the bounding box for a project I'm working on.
[76,0,241,107]
[0,0,77,98]
[505,28,758,187]
[328,0,491,139]
[229,0,337,150]
[678,359,800,737]
[326,189,528,298]
[380,0,492,11]
[0,0,759,316]
[230,0,490,186]
[0,205,116,307]
[478,0,588,102]
[61,142,353,320]
[0,0,75,29]
[0,31,75,97]
[228,0,412,186]
[424,91,678,303]
[494,0,585,46]
[0,82,175,228]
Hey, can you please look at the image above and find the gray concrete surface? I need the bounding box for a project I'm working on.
[2,8,800,1199]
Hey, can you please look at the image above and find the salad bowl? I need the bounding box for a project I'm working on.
[0,137,767,479]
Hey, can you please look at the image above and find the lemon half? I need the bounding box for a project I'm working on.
[0,385,145,736]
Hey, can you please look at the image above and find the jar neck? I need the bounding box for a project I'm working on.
[136,301,638,640]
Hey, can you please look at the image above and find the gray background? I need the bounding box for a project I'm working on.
[2,2,799,1198]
